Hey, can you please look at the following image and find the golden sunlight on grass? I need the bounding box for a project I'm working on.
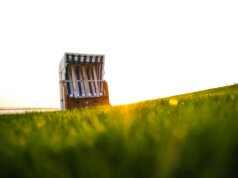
[169,98,179,106]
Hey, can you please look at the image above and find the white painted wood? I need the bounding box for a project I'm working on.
[98,63,103,95]
[86,56,90,63]
[96,63,101,95]
[78,65,85,97]
[67,66,74,97]
[93,64,99,97]
[92,56,95,62]
[71,64,79,97]
[88,65,96,96]
[80,56,84,62]
[82,65,90,97]
[74,55,78,62]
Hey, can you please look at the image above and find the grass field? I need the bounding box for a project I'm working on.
[0,84,238,178]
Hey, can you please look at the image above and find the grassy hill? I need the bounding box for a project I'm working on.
[0,84,238,178]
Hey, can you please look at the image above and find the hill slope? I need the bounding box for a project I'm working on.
[153,83,238,100]
[0,84,238,178]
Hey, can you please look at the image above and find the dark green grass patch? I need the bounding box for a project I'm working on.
[1,85,238,178]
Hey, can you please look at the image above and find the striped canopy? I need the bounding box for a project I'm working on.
[66,54,104,63]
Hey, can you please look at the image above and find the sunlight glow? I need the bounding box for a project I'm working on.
[0,0,237,107]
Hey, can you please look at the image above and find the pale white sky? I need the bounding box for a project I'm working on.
[0,0,237,108]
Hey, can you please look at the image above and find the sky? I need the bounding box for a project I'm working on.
[0,0,237,108]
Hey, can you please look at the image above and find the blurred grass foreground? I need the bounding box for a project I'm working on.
[0,84,238,178]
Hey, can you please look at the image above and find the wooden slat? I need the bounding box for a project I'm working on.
[92,64,99,97]
[76,65,83,97]
[71,65,79,97]
[67,66,73,97]
[79,65,85,97]
[89,65,96,96]
[82,64,90,97]
[98,63,103,95]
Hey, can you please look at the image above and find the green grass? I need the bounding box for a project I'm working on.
[1,84,238,178]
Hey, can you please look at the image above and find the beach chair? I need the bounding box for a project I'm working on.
[59,53,110,110]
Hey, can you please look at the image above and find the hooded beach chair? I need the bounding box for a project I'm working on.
[59,53,110,110]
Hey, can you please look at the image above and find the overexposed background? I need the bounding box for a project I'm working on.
[0,0,237,108]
